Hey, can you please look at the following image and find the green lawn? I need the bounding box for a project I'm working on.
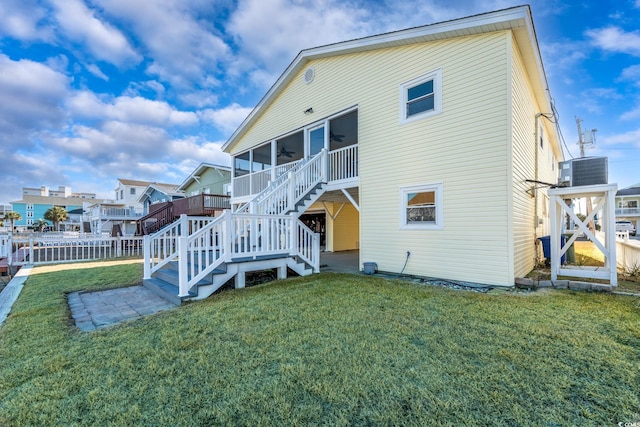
[1,263,639,426]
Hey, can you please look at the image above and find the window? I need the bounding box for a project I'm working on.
[120,190,124,199]
[130,188,136,195]
[26,204,34,210]
[26,219,33,226]
[234,151,251,177]
[26,211,34,218]
[400,183,443,229]
[400,69,442,123]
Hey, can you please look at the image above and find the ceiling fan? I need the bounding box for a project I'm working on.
[277,146,296,158]
[330,131,345,142]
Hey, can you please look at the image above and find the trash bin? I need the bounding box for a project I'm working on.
[363,262,377,275]
[562,233,575,264]
[538,235,566,265]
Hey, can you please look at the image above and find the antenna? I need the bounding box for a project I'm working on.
[575,117,597,157]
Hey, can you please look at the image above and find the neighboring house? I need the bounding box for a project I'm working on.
[11,186,104,231]
[615,184,640,229]
[221,5,563,287]
[177,163,232,197]
[138,183,184,214]
[87,179,150,235]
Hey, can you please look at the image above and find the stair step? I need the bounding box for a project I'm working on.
[143,278,193,306]
[155,267,213,287]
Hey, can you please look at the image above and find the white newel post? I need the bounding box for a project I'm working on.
[29,235,34,265]
[143,235,151,279]
[290,212,297,256]
[224,210,232,262]
[321,148,327,182]
[7,235,12,268]
[178,214,190,297]
[288,171,295,212]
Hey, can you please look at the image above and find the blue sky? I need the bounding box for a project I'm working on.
[1,0,639,205]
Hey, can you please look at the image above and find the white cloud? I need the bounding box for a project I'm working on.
[50,0,141,66]
[0,54,70,149]
[621,105,640,121]
[199,103,253,135]
[227,0,370,85]
[0,0,52,40]
[93,0,230,89]
[67,92,199,126]
[586,26,640,56]
[168,137,230,165]
[85,64,109,81]
[603,128,640,146]
[619,64,640,85]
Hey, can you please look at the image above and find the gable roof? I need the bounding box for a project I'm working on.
[222,5,548,153]
[177,163,231,192]
[138,183,183,203]
[616,185,640,196]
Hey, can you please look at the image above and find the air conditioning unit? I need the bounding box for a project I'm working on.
[558,157,608,187]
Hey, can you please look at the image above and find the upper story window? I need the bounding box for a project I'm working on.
[130,188,136,195]
[26,204,34,210]
[400,69,442,124]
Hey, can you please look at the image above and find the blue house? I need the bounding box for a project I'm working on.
[138,183,184,214]
[10,186,103,231]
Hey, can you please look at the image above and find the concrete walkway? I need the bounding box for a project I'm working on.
[69,286,177,332]
[0,266,32,327]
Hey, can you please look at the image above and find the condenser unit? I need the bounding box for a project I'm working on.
[558,157,608,187]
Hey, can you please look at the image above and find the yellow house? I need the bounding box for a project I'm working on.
[221,5,563,287]
[143,6,564,302]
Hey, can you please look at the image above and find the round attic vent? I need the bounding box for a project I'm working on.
[303,67,315,84]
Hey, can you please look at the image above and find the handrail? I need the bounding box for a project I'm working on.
[243,149,327,216]
[235,158,308,214]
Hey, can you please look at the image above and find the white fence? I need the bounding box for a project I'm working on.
[2,235,144,267]
[616,233,640,272]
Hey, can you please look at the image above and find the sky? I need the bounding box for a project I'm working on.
[1,0,640,205]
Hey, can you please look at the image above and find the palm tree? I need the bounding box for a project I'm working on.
[5,211,21,233]
[44,207,68,231]
[33,219,49,232]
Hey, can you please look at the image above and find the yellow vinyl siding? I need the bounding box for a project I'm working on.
[327,203,360,251]
[359,32,512,286]
[510,32,561,278]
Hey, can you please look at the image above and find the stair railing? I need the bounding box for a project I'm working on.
[236,149,327,215]
[295,217,320,273]
[253,149,327,215]
[143,214,219,284]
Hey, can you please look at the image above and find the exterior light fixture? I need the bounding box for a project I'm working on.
[304,108,313,114]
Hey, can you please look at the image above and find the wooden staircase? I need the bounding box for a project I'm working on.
[142,151,328,303]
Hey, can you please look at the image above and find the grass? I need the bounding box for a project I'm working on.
[0,262,639,425]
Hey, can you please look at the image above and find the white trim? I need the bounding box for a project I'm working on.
[399,68,442,124]
[399,182,444,230]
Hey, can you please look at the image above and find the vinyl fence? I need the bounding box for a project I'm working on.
[2,234,144,267]
[616,232,640,272]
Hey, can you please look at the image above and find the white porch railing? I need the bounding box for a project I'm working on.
[0,234,9,258]
[240,149,327,216]
[329,145,358,182]
[4,235,144,266]
[616,207,640,216]
[144,211,320,298]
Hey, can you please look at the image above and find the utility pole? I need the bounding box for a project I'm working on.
[576,116,597,232]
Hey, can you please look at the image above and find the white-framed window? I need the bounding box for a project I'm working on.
[400,183,444,230]
[26,219,33,225]
[26,204,34,210]
[399,68,442,124]
[26,211,34,218]
[130,188,136,195]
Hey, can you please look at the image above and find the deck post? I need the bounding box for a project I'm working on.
[143,235,151,279]
[290,212,297,256]
[288,171,295,212]
[28,235,34,266]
